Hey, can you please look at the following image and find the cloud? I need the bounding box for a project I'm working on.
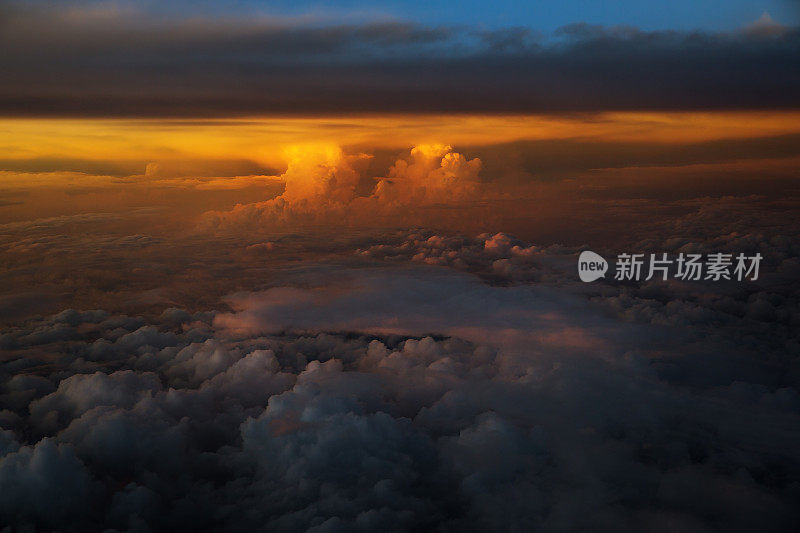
[745,12,789,37]
[0,212,120,232]
[356,230,572,283]
[374,144,482,205]
[1,2,798,116]
[0,262,799,530]
[0,438,96,527]
[211,266,626,359]
[0,235,799,531]
[1,160,800,529]
[202,144,483,229]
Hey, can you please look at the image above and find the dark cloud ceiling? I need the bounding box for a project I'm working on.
[1,5,799,116]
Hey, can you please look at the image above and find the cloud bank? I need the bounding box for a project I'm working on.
[2,220,800,530]
[1,2,799,116]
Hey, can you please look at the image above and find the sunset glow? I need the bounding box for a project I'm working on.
[4,111,800,164]
[1,1,800,531]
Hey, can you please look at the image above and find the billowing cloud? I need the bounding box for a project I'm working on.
[203,144,483,228]
[374,144,482,205]
[2,248,800,530]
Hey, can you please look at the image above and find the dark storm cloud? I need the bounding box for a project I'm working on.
[1,4,799,116]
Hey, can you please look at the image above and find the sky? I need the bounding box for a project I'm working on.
[1,1,800,531]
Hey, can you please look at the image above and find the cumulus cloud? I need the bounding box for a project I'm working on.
[1,236,799,530]
[203,144,483,229]
[356,229,573,283]
[374,144,482,205]
[0,438,96,527]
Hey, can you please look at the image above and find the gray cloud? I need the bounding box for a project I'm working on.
[0,3,798,116]
[2,239,800,530]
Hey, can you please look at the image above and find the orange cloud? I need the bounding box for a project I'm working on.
[279,144,370,205]
[202,144,483,229]
[4,112,800,168]
[374,144,482,205]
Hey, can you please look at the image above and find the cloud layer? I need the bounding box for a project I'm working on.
[1,2,799,116]
[2,218,800,530]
